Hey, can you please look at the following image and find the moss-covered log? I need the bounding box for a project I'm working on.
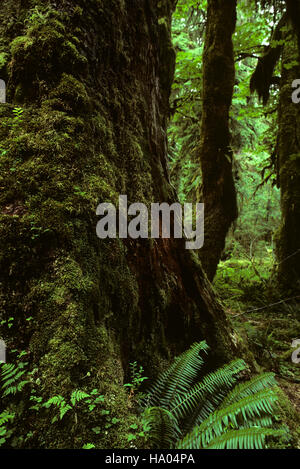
[198,0,238,281]
[0,0,237,448]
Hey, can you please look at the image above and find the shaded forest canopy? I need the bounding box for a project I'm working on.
[0,0,299,450]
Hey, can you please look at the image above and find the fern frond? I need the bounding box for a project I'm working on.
[146,341,209,408]
[43,395,65,408]
[70,390,90,406]
[220,372,277,409]
[241,415,273,428]
[205,428,285,449]
[170,359,247,424]
[178,388,278,449]
[0,411,15,426]
[143,406,181,449]
[1,363,30,396]
[2,380,29,397]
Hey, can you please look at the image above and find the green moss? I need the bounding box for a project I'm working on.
[0,51,8,68]
[269,387,300,449]
[10,35,34,56]
[46,73,90,113]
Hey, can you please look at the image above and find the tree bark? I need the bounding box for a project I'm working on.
[198,0,238,281]
[275,27,300,293]
[285,0,300,52]
[0,0,236,448]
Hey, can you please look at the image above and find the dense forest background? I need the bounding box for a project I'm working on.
[0,0,299,450]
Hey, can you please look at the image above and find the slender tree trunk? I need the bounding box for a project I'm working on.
[0,0,236,448]
[198,0,238,281]
[276,28,300,293]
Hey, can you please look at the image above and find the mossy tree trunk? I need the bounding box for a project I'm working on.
[286,0,300,52]
[276,28,300,293]
[198,0,238,281]
[0,0,236,448]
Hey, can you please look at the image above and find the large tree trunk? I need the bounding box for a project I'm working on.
[198,0,238,281]
[0,0,236,448]
[276,28,300,293]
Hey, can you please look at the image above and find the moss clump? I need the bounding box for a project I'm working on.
[46,73,91,113]
[8,7,87,104]
[269,387,300,449]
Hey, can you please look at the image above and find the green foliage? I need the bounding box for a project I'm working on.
[142,407,179,449]
[11,107,24,125]
[126,418,151,446]
[168,0,205,202]
[82,443,95,449]
[0,353,128,448]
[225,150,281,262]
[0,52,8,69]
[146,341,209,408]
[0,410,15,447]
[1,362,30,397]
[169,0,281,267]
[0,351,32,447]
[213,257,274,311]
[170,359,247,425]
[124,361,148,394]
[203,427,284,450]
[42,389,105,424]
[143,341,285,449]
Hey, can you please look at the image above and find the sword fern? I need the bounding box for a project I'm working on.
[143,341,284,449]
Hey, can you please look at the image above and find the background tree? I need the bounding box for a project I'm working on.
[250,4,300,293]
[197,0,238,281]
[275,27,300,293]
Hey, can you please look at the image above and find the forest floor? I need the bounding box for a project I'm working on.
[214,256,300,447]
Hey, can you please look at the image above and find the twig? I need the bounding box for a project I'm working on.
[232,296,300,318]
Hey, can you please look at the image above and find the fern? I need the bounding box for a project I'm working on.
[0,410,14,426]
[171,359,246,426]
[70,390,90,406]
[205,428,285,449]
[219,372,277,408]
[177,388,279,448]
[1,362,30,396]
[0,410,15,447]
[143,341,284,450]
[146,341,208,408]
[43,395,72,422]
[143,407,180,449]
[42,389,104,423]
[43,395,66,408]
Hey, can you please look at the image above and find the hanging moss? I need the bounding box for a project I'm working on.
[250,13,287,105]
